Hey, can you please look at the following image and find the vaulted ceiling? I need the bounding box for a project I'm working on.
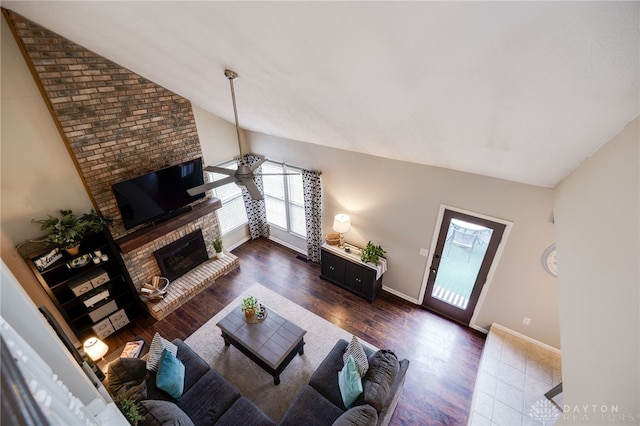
[4,1,639,188]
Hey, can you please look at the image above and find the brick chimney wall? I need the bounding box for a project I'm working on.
[5,10,222,292]
[5,9,204,239]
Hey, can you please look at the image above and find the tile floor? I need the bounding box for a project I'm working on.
[468,324,562,425]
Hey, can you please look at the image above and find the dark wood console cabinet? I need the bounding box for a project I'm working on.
[320,244,385,302]
[20,229,142,341]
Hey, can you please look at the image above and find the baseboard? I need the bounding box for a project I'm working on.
[227,236,251,252]
[491,323,561,354]
[470,324,489,334]
[226,235,306,256]
[267,236,307,256]
[381,285,419,304]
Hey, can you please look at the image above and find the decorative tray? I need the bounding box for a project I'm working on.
[69,254,92,268]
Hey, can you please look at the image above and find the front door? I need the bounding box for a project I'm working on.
[421,208,507,325]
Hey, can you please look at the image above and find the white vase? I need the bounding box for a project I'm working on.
[216,251,224,259]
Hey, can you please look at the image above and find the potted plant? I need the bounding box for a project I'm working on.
[212,238,224,259]
[32,209,106,256]
[241,296,260,318]
[116,398,144,426]
[360,241,386,266]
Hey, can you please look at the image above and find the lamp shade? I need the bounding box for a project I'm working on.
[333,214,351,233]
[83,337,108,361]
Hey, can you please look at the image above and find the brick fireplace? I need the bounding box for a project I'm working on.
[6,10,239,318]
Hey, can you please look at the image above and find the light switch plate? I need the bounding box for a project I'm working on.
[419,248,429,257]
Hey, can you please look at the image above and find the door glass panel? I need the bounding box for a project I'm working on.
[431,219,493,310]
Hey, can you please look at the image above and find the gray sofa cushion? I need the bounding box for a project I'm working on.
[308,339,349,409]
[107,357,147,386]
[106,357,147,393]
[146,339,214,402]
[172,339,211,391]
[139,400,194,426]
[360,350,399,412]
[105,357,148,402]
[216,396,276,425]
[309,339,376,410]
[177,369,242,425]
[279,386,345,426]
[332,404,378,426]
[300,339,409,426]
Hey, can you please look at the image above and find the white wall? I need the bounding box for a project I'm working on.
[193,104,241,166]
[1,15,92,341]
[191,104,252,248]
[247,131,560,347]
[554,118,639,423]
[1,16,93,244]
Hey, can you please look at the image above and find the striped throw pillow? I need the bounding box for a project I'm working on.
[343,335,369,378]
[146,332,178,372]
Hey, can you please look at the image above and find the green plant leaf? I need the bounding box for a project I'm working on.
[32,209,106,248]
[360,241,386,266]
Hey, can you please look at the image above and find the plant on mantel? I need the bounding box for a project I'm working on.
[212,238,224,258]
[32,209,106,255]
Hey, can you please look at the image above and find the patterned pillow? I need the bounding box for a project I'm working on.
[343,335,369,378]
[146,333,178,372]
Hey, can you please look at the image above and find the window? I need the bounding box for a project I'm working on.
[261,161,306,238]
[209,160,248,234]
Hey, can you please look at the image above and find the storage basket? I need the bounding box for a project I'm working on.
[140,276,170,302]
[326,233,340,245]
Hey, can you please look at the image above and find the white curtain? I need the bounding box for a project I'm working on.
[0,316,98,426]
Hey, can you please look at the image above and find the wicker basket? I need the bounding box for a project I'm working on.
[326,233,340,245]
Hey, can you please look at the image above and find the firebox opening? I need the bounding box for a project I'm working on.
[153,229,209,282]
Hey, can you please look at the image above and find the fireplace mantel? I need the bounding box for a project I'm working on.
[115,198,222,254]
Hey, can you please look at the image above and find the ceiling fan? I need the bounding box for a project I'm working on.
[187,69,296,201]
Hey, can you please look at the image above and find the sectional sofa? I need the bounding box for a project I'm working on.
[105,338,408,425]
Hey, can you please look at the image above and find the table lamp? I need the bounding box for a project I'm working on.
[333,214,351,248]
[83,337,109,361]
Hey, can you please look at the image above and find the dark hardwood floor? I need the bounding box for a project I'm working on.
[104,238,486,425]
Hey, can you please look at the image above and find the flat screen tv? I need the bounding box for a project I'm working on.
[112,158,205,229]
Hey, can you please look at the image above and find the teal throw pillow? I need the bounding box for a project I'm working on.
[338,355,363,408]
[156,348,185,399]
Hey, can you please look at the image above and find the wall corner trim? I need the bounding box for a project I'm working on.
[491,322,561,354]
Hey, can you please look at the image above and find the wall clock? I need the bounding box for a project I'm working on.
[542,244,558,277]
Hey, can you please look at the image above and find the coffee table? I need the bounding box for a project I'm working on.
[216,304,306,385]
